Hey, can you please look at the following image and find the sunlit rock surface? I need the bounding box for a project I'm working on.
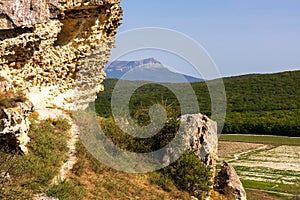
[0,0,122,110]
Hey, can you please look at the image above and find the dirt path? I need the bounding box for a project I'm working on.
[36,108,79,184]
[52,119,79,184]
[227,144,271,162]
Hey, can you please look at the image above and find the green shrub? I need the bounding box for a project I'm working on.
[162,150,212,198]
[99,107,179,154]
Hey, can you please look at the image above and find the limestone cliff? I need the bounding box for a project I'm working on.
[0,0,122,110]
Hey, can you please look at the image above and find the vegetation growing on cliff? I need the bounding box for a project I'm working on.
[0,90,27,108]
[95,70,300,136]
[47,140,193,200]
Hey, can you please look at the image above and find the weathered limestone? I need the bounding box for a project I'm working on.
[0,77,11,92]
[33,194,59,200]
[0,100,34,153]
[215,161,247,200]
[163,113,247,200]
[0,0,62,30]
[0,0,122,110]
[181,113,218,177]
[0,0,121,29]
[0,0,122,153]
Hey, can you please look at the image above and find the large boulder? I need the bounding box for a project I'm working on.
[180,114,218,176]
[163,113,218,179]
[162,114,247,200]
[214,161,247,200]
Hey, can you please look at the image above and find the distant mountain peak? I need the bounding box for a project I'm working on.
[138,57,161,64]
[105,58,203,83]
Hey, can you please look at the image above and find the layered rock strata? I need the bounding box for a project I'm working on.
[0,0,122,110]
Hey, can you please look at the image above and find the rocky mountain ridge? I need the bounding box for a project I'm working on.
[106,58,204,83]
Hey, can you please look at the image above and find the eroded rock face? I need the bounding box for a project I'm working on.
[0,0,62,30]
[0,100,34,153]
[0,0,120,29]
[0,0,122,110]
[215,161,247,200]
[181,113,218,176]
[163,113,218,180]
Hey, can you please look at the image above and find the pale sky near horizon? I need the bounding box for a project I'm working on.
[113,0,300,77]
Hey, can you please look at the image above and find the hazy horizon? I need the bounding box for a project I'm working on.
[117,1,300,77]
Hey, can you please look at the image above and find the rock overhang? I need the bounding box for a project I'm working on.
[0,0,123,110]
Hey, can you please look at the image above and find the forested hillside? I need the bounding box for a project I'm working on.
[95,70,300,136]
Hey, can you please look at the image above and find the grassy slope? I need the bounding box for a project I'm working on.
[1,114,191,200]
[0,117,70,199]
[95,70,300,136]
[47,141,191,200]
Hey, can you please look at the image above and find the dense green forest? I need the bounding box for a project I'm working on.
[94,70,300,136]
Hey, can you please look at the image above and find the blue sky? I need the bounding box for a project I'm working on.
[115,0,300,77]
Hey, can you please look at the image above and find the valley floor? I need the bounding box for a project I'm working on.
[218,134,300,200]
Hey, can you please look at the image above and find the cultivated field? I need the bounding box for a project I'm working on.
[218,134,300,200]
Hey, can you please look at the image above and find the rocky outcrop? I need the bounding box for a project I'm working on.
[0,0,122,110]
[0,77,34,153]
[215,161,247,200]
[163,113,247,200]
[181,113,218,177]
[0,100,34,153]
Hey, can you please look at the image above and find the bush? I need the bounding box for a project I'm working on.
[163,150,212,199]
